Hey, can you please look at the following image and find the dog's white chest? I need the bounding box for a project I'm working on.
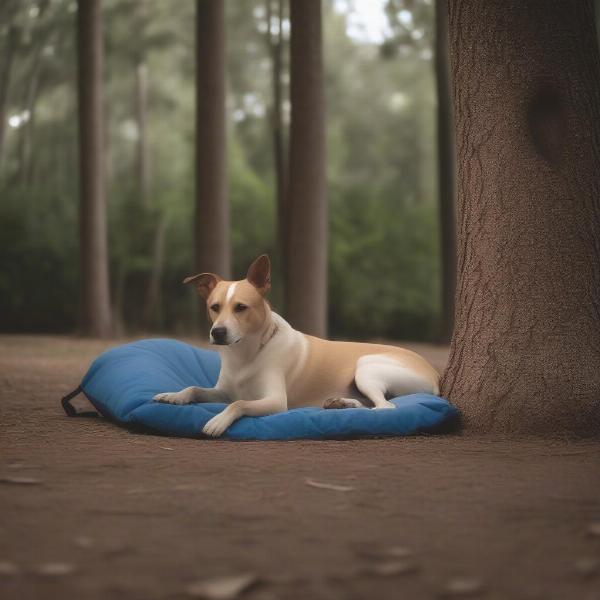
[215,314,308,403]
[221,363,270,401]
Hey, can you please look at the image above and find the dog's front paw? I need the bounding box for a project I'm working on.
[154,392,187,405]
[202,412,233,438]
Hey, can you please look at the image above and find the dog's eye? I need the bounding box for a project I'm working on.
[234,303,248,313]
[210,304,220,312]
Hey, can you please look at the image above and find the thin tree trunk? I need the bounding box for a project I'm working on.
[77,0,112,338]
[434,0,456,343]
[135,51,162,329]
[195,0,230,279]
[16,0,49,184]
[142,212,167,329]
[0,25,18,169]
[266,0,287,261]
[17,54,42,184]
[285,0,327,337]
[134,0,150,205]
[135,61,150,205]
[441,0,600,434]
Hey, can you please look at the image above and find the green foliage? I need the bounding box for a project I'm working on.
[330,189,440,340]
[0,0,441,341]
[0,185,78,332]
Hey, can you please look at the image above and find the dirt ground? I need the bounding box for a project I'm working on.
[1,335,599,600]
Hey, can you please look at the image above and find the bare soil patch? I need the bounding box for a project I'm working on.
[1,335,599,600]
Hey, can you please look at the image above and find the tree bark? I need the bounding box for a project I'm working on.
[441,0,600,435]
[77,0,112,337]
[195,0,230,279]
[434,0,456,343]
[285,0,327,337]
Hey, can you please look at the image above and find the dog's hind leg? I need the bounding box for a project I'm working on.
[354,358,395,409]
[154,387,231,405]
[354,354,438,409]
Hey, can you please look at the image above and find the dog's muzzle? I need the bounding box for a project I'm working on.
[210,326,228,345]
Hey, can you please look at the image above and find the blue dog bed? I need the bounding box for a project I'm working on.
[61,339,458,440]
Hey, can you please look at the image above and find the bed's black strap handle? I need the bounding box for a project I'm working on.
[61,386,82,416]
[61,385,98,418]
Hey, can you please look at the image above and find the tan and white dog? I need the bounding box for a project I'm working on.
[154,255,439,437]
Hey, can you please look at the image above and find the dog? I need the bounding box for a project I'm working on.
[154,255,439,437]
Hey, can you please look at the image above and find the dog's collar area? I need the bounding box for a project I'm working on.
[257,321,279,354]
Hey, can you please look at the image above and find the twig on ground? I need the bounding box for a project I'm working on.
[304,478,354,492]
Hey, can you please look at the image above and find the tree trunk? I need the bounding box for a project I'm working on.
[441,0,600,435]
[0,25,18,169]
[195,0,230,279]
[285,0,327,337]
[266,0,287,261]
[77,0,112,338]
[434,0,457,343]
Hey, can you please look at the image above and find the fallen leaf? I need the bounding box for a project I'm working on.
[574,557,599,577]
[367,561,418,576]
[186,573,259,599]
[0,561,19,577]
[36,563,76,577]
[74,535,95,549]
[442,577,484,596]
[0,476,42,485]
[587,522,600,537]
[304,478,354,492]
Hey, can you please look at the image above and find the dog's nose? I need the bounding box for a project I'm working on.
[211,327,228,345]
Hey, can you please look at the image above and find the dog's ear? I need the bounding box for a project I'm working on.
[183,272,221,300]
[246,254,271,294]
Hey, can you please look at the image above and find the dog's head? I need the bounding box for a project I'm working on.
[184,255,271,346]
